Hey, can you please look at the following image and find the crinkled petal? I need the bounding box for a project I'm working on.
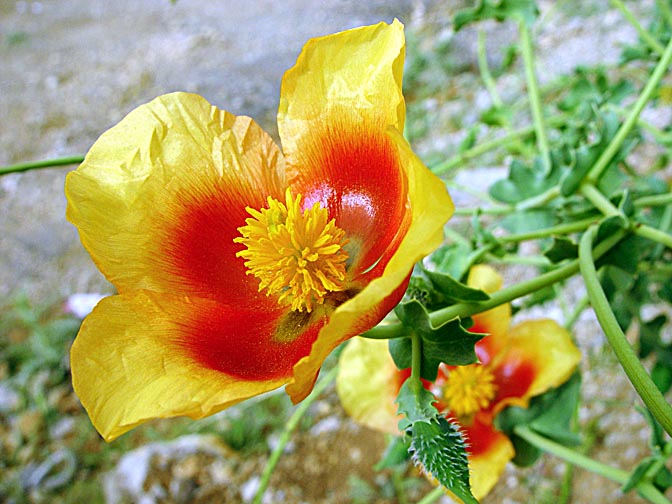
[492,319,581,413]
[65,92,285,307]
[278,20,405,149]
[286,129,453,402]
[71,291,316,441]
[336,337,401,434]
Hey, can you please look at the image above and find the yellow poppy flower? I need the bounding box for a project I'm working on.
[65,20,454,441]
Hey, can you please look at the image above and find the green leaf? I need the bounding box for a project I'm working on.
[459,126,479,152]
[489,155,562,204]
[391,301,483,381]
[454,0,539,30]
[421,266,490,303]
[480,105,512,127]
[396,378,440,430]
[409,418,477,503]
[405,263,488,312]
[500,208,555,234]
[431,241,474,280]
[496,373,581,465]
[543,236,579,263]
[622,456,657,493]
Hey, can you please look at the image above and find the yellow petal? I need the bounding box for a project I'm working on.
[467,265,511,362]
[65,92,285,304]
[286,128,454,402]
[493,319,581,413]
[336,338,401,434]
[278,20,405,165]
[467,425,515,500]
[71,291,289,441]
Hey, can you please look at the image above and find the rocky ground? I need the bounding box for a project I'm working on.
[1,0,670,503]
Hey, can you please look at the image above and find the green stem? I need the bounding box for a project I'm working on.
[363,229,627,340]
[635,223,672,250]
[514,426,670,504]
[477,28,503,108]
[486,254,551,267]
[609,0,666,55]
[579,226,672,437]
[252,366,338,504]
[586,35,672,184]
[0,155,84,176]
[564,294,590,330]
[519,20,551,175]
[635,193,672,208]
[410,330,423,391]
[605,103,672,145]
[431,115,568,175]
[497,216,596,243]
[416,486,445,504]
[516,186,560,211]
[580,183,622,218]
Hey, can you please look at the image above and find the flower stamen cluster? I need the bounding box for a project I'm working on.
[235,188,349,312]
[436,364,497,420]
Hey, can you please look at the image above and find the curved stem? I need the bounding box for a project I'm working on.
[586,35,672,184]
[519,20,551,175]
[362,229,627,340]
[579,226,672,437]
[252,366,338,504]
[514,426,670,504]
[0,155,84,176]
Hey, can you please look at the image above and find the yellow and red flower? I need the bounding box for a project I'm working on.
[65,21,453,441]
[337,265,581,499]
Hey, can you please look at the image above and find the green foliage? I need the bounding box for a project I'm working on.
[396,380,476,503]
[389,300,483,381]
[454,0,539,30]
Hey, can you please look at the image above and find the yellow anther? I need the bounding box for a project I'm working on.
[235,189,349,312]
[441,364,497,419]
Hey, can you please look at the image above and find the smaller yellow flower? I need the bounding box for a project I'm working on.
[337,265,582,500]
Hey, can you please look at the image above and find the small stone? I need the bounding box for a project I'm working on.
[0,382,21,413]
